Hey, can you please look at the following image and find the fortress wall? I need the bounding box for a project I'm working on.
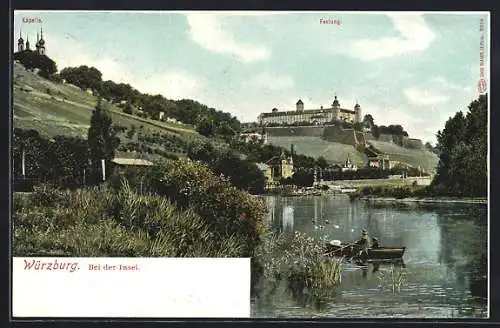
[355,131,366,146]
[264,126,325,137]
[323,125,357,146]
[403,138,424,149]
[378,134,394,143]
[392,135,404,147]
[364,133,375,141]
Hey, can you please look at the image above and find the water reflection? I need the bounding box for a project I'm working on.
[254,195,488,318]
[282,205,294,233]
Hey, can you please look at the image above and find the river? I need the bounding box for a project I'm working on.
[251,194,488,319]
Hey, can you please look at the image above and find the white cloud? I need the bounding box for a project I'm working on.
[342,13,436,61]
[245,72,294,90]
[48,34,134,83]
[430,76,465,91]
[403,87,449,105]
[186,13,271,63]
[134,71,202,100]
[46,34,205,101]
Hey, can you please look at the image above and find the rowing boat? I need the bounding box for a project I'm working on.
[324,242,405,261]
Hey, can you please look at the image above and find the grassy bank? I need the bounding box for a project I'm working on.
[350,185,487,203]
[13,183,246,257]
[329,178,428,188]
[13,158,343,300]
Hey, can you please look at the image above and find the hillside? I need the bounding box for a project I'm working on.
[266,135,367,166]
[13,62,440,172]
[266,136,438,172]
[13,63,202,141]
[367,140,439,172]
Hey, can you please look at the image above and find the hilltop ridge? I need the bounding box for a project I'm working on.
[13,60,439,172]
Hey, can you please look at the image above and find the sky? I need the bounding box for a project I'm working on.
[13,11,490,144]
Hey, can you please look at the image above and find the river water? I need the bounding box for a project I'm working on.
[251,194,488,319]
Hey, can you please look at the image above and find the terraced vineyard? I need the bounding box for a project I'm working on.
[266,135,367,166]
[367,140,439,172]
[266,135,439,172]
[13,62,201,142]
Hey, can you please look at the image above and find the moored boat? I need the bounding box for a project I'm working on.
[324,241,405,261]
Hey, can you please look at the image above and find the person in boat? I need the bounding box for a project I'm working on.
[372,237,380,249]
[356,229,372,257]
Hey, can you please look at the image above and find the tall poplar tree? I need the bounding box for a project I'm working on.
[87,98,119,184]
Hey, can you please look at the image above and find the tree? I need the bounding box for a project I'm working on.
[431,94,487,196]
[316,156,329,169]
[13,50,57,78]
[12,129,51,185]
[216,121,236,141]
[87,98,119,184]
[60,65,103,91]
[123,102,133,114]
[49,135,90,188]
[363,114,375,128]
[292,170,314,187]
[196,118,216,137]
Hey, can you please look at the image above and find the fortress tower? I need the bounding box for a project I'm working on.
[354,102,362,123]
[332,94,341,120]
[296,99,304,112]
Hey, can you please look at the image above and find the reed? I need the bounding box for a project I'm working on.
[255,231,343,301]
[13,181,247,257]
[376,264,407,294]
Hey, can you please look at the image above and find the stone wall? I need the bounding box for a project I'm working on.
[264,126,325,137]
[364,133,375,141]
[355,131,367,147]
[378,134,394,143]
[323,125,357,146]
[403,137,424,149]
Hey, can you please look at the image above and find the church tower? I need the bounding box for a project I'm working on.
[38,27,46,55]
[25,34,30,50]
[35,32,40,53]
[17,30,24,52]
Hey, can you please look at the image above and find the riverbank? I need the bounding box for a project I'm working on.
[13,159,344,304]
[360,196,488,205]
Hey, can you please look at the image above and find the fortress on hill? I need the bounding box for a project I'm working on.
[254,95,424,152]
[258,95,362,126]
[243,95,433,170]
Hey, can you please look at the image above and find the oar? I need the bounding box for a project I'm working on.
[327,241,357,257]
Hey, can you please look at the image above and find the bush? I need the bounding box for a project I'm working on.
[106,159,268,256]
[255,232,342,301]
[123,103,133,114]
[13,181,246,257]
[142,159,268,256]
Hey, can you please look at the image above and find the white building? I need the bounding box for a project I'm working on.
[239,132,268,144]
[258,95,362,126]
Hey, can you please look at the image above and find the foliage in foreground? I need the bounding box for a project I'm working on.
[13,183,245,257]
[255,231,343,302]
[117,158,268,257]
